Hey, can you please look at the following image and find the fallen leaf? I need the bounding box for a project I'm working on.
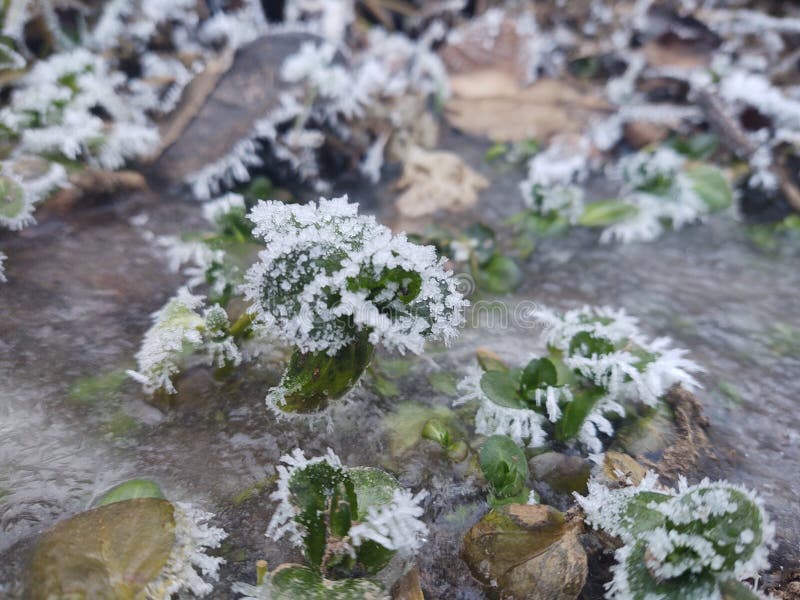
[394,146,488,217]
[25,498,176,599]
[445,74,611,143]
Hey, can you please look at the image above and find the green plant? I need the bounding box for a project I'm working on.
[577,475,775,599]
[457,305,701,452]
[236,449,427,597]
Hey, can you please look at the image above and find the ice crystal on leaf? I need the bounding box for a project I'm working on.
[266,448,428,578]
[127,288,240,394]
[577,475,775,600]
[458,305,701,453]
[243,195,466,356]
[144,502,227,599]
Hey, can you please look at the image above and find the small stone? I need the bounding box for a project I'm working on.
[603,451,647,486]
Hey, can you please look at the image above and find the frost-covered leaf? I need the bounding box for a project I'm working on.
[243,196,467,358]
[267,449,427,580]
[519,357,558,398]
[554,386,605,442]
[610,540,719,600]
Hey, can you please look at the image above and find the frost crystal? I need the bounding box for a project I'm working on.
[144,502,227,599]
[535,304,702,406]
[348,488,429,553]
[577,475,775,600]
[243,195,466,356]
[0,48,158,169]
[127,288,241,394]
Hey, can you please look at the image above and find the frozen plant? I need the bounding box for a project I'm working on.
[243,195,466,413]
[0,156,66,231]
[237,448,426,597]
[582,147,732,244]
[577,475,775,599]
[457,305,701,453]
[0,48,158,169]
[0,155,67,282]
[127,287,241,395]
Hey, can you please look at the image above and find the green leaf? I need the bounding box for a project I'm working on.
[427,371,459,396]
[268,564,385,599]
[619,539,719,600]
[474,254,522,294]
[579,200,638,227]
[242,176,273,200]
[519,357,558,398]
[277,332,374,413]
[25,499,176,599]
[94,479,165,507]
[288,461,356,571]
[479,435,530,507]
[568,331,616,357]
[554,386,605,442]
[687,164,732,212]
[421,419,452,447]
[480,370,526,409]
[484,142,509,162]
[667,133,719,159]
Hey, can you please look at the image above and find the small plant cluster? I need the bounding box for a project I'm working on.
[0,0,266,281]
[235,448,427,598]
[577,474,775,599]
[457,305,701,453]
[513,143,733,246]
[130,196,466,414]
[590,147,733,244]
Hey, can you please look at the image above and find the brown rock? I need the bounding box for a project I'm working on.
[153,33,319,186]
